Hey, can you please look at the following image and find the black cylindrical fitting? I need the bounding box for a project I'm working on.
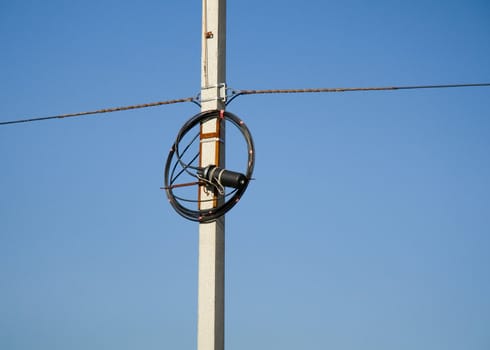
[202,165,248,189]
[217,168,248,188]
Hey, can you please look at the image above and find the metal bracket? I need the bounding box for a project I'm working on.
[192,84,243,107]
[199,83,228,104]
[200,137,224,144]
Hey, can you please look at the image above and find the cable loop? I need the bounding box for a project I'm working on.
[164,110,255,222]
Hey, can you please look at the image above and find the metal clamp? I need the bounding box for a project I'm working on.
[200,137,224,144]
[199,83,228,104]
[192,84,243,107]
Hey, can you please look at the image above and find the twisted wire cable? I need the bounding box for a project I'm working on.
[1,83,489,126]
[0,97,195,126]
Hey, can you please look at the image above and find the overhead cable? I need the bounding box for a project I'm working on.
[223,82,490,104]
[0,97,195,126]
[1,83,489,126]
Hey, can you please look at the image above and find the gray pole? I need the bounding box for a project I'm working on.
[198,1,226,350]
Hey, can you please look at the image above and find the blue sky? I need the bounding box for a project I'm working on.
[1,1,489,349]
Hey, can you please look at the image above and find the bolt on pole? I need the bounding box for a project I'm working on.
[198,1,226,350]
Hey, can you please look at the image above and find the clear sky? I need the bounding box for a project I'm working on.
[1,1,489,349]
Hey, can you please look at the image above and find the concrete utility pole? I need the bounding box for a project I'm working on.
[198,1,226,350]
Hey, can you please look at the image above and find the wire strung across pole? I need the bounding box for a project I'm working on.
[228,83,490,99]
[1,83,489,126]
[240,83,490,95]
[226,83,490,104]
[0,97,196,126]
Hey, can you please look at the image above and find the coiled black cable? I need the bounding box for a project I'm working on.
[164,110,255,222]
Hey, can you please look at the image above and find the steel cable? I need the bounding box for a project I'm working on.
[234,83,490,98]
[0,97,195,126]
[1,83,489,126]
